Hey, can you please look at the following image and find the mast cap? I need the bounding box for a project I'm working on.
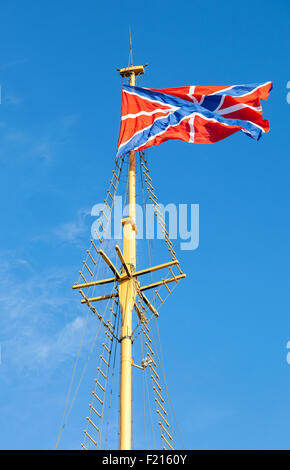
[117,64,147,78]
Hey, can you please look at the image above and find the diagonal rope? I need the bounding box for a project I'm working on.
[55,305,91,449]
[55,306,100,449]
[153,317,185,449]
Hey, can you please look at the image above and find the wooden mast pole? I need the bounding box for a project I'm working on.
[118,63,145,450]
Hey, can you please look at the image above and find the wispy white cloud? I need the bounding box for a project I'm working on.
[1,113,79,163]
[5,92,23,105]
[32,140,52,161]
[0,251,96,373]
[0,58,27,72]
[32,208,91,246]
[52,209,91,243]
[4,315,89,370]
[6,130,29,144]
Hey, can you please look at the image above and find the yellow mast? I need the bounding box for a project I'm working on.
[118,64,145,450]
[72,62,186,451]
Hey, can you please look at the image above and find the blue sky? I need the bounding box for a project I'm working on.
[0,0,289,450]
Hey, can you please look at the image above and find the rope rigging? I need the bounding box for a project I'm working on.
[56,150,186,450]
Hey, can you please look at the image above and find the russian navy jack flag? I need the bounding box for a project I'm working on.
[116,82,272,156]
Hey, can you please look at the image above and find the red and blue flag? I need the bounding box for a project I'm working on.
[116,82,272,156]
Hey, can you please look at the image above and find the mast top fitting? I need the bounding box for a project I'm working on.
[117,64,148,79]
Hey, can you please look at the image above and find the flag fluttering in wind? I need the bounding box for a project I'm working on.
[116,82,272,156]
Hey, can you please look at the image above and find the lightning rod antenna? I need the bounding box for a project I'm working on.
[128,26,133,66]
